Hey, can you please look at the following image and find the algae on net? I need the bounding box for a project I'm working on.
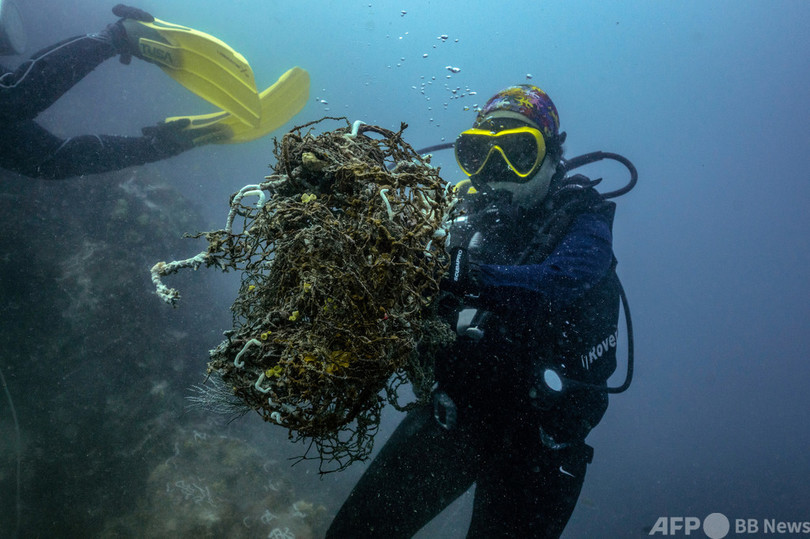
[153,118,456,472]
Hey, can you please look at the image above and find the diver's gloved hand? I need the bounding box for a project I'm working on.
[104,4,156,65]
[142,118,230,156]
[112,4,154,22]
[142,119,195,156]
[141,119,220,157]
[442,248,481,297]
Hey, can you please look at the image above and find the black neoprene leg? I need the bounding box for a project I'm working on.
[468,438,593,538]
[0,35,115,121]
[326,406,480,539]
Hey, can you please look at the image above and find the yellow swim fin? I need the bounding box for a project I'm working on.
[125,17,261,127]
[166,67,310,145]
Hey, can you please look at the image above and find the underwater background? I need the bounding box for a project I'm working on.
[1,0,809,537]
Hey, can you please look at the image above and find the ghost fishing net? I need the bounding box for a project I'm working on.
[152,118,456,472]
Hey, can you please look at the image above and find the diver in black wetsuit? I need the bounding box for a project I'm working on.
[0,5,214,180]
[327,85,624,538]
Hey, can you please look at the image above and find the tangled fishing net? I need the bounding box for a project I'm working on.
[151,118,456,472]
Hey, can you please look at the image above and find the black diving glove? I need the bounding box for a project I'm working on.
[112,4,154,22]
[103,4,156,65]
[442,247,481,297]
[142,118,230,156]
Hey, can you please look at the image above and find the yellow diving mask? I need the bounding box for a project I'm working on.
[454,126,547,180]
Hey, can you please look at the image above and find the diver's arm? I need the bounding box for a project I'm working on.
[0,35,116,122]
[476,212,614,311]
[0,119,194,180]
[0,5,155,122]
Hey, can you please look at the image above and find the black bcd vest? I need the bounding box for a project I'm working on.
[438,175,621,435]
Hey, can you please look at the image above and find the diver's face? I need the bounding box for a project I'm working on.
[488,156,556,208]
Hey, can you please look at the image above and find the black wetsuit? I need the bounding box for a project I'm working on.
[0,34,185,180]
[327,178,621,538]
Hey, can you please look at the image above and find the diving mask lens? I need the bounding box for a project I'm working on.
[455,127,546,179]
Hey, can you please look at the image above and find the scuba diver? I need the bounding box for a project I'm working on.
[0,3,310,180]
[327,85,634,537]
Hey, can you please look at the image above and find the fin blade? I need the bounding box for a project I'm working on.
[230,67,311,143]
[166,67,310,145]
[137,19,261,127]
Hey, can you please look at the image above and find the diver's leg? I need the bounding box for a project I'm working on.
[467,430,593,538]
[326,405,478,539]
[0,34,116,121]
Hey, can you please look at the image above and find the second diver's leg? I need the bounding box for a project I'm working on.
[0,34,116,121]
[326,405,479,539]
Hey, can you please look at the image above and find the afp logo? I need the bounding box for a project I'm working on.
[649,513,730,538]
